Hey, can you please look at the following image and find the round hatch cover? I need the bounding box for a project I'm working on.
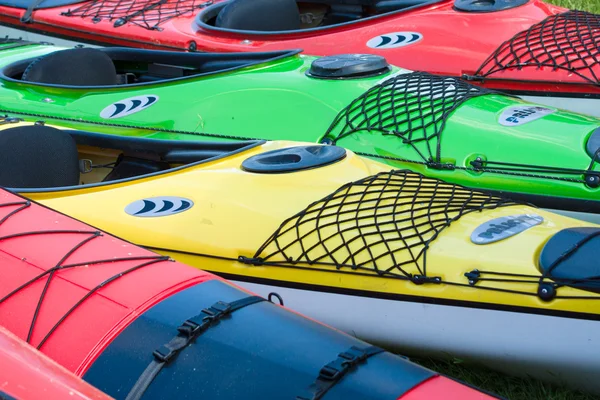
[307,54,390,79]
[454,0,529,12]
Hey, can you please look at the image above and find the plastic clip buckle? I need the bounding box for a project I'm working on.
[152,345,177,363]
[177,318,207,337]
[318,364,342,381]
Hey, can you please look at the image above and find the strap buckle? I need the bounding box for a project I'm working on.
[339,346,367,364]
[318,347,367,381]
[204,301,232,317]
[177,301,232,336]
[318,364,343,381]
[152,345,177,363]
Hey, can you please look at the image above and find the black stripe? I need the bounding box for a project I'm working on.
[146,247,600,322]
[505,89,600,99]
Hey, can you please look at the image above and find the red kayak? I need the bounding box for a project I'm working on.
[0,0,599,115]
[0,188,497,400]
[0,326,112,400]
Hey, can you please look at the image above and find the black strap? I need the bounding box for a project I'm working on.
[125,295,265,400]
[296,345,384,400]
[21,0,47,23]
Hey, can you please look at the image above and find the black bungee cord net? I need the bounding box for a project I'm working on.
[239,170,600,301]
[61,0,214,31]
[242,170,517,283]
[323,71,600,186]
[473,10,600,86]
[0,197,171,349]
[324,72,494,166]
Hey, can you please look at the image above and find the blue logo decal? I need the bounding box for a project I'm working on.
[125,196,193,218]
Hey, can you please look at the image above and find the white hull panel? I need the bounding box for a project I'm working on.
[544,208,600,225]
[521,95,600,118]
[234,280,600,394]
[0,26,92,48]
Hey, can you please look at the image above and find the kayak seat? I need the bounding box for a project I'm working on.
[216,0,301,31]
[21,48,118,86]
[0,125,80,188]
[539,227,600,293]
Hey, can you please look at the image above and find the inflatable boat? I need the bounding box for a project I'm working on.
[0,44,599,214]
[0,0,598,115]
[0,327,113,400]
[1,120,599,392]
[0,189,496,400]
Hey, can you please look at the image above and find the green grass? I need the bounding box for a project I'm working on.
[408,3,600,399]
[413,358,596,400]
[549,0,600,13]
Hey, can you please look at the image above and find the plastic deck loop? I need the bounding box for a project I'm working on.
[125,295,266,400]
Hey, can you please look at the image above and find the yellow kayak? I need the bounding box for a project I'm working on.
[3,118,600,393]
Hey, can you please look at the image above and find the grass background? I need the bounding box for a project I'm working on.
[409,1,599,399]
[551,0,600,13]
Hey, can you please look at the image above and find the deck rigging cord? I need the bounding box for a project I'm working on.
[470,10,600,86]
[61,0,214,30]
[323,72,600,186]
[0,197,171,349]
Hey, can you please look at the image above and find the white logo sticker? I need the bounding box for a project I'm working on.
[100,95,159,119]
[498,105,555,127]
[125,196,193,218]
[471,214,544,245]
[366,32,423,49]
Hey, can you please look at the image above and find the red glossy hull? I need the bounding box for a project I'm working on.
[1,0,599,95]
[0,326,112,400]
[0,189,496,399]
[0,191,215,374]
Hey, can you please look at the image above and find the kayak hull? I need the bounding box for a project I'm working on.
[234,279,600,393]
[0,327,112,400]
[0,188,494,400]
[0,121,589,390]
[520,94,600,119]
[2,0,600,107]
[0,48,598,208]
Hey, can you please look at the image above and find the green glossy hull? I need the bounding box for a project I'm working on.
[0,43,599,207]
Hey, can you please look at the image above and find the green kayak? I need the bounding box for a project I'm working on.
[0,40,599,212]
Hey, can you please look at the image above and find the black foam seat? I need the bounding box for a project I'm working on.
[539,227,600,293]
[216,0,301,31]
[22,48,118,86]
[0,125,80,188]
